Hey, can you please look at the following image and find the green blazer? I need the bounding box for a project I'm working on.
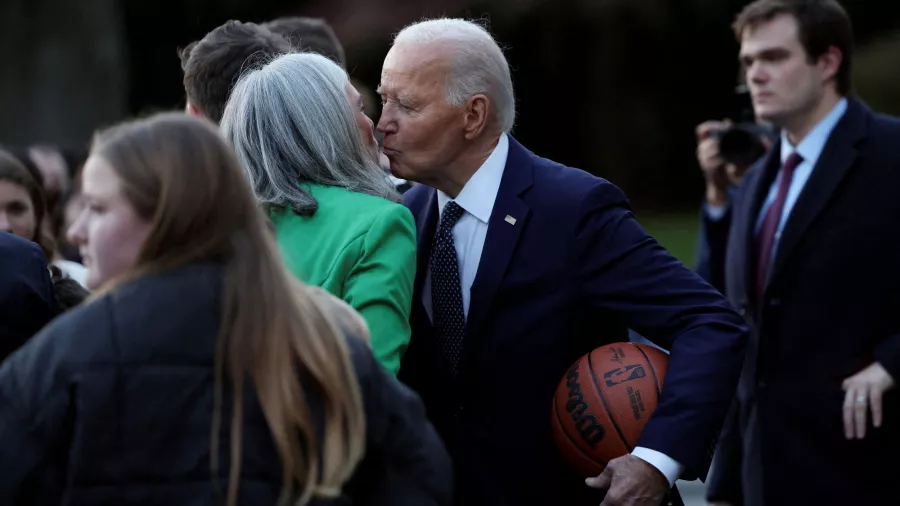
[272,184,415,375]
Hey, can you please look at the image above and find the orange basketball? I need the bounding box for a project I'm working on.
[550,342,669,477]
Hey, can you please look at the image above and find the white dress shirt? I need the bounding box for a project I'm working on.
[423,133,684,487]
[423,133,509,320]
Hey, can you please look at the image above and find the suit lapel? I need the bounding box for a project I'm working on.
[464,137,534,343]
[412,188,439,317]
[765,99,868,288]
[740,146,781,307]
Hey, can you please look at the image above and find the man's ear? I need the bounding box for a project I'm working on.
[818,46,843,85]
[185,102,204,118]
[462,94,490,140]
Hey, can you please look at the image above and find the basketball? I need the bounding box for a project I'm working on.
[550,342,669,477]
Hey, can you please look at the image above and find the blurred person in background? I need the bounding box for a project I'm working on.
[693,111,773,293]
[263,16,346,67]
[0,112,451,506]
[221,53,415,376]
[7,145,87,264]
[0,149,88,307]
[23,145,70,211]
[55,146,89,262]
[706,1,900,505]
[179,20,292,125]
[0,231,60,363]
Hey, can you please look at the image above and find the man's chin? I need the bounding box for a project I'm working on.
[755,107,787,126]
[388,162,410,180]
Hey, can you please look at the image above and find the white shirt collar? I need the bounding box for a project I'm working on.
[437,133,509,224]
[781,97,848,166]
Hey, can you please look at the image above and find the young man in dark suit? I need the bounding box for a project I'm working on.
[705,1,900,505]
[377,18,750,506]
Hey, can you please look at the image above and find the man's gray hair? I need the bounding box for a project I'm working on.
[221,52,399,216]
[394,18,516,133]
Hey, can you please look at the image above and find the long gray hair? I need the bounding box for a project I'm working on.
[221,52,399,216]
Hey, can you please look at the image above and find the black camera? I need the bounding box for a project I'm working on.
[711,85,776,168]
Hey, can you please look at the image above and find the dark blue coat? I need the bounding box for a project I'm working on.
[0,232,60,361]
[400,136,749,506]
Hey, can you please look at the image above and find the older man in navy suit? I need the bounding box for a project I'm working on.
[0,232,59,361]
[377,19,749,506]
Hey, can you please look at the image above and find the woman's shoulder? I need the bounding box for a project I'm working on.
[312,184,408,214]
[288,185,414,235]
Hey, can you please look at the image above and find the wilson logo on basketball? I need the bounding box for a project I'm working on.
[564,363,607,448]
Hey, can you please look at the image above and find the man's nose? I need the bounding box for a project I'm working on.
[0,212,11,233]
[747,62,768,84]
[376,113,394,135]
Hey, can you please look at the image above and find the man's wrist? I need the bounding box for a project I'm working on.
[631,447,684,488]
[705,186,728,207]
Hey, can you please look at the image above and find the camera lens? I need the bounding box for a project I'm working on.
[719,125,768,167]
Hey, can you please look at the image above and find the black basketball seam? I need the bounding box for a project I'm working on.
[587,352,633,453]
[553,392,609,467]
[633,344,662,398]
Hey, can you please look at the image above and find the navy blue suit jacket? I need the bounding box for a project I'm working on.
[707,99,900,506]
[400,137,748,506]
[0,232,60,362]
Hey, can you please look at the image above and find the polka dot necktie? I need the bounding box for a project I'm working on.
[431,201,466,377]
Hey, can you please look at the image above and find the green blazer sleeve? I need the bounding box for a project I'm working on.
[343,204,416,375]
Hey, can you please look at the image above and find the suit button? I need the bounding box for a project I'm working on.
[454,406,464,419]
[738,307,747,317]
[769,298,781,307]
[758,380,767,389]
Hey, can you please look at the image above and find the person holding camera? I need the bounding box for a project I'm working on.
[694,107,773,294]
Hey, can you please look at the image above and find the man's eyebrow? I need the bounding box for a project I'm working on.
[740,46,789,62]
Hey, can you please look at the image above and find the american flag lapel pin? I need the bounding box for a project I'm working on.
[504,215,517,225]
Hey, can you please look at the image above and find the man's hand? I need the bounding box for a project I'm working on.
[695,120,730,207]
[585,454,669,506]
[842,362,895,439]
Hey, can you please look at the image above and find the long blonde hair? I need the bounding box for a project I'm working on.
[90,112,365,505]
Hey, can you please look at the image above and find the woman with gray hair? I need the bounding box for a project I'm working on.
[221,52,415,376]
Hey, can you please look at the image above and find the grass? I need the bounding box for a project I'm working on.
[634,211,700,267]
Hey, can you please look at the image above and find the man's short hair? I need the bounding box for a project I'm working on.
[179,20,292,124]
[733,0,854,95]
[263,17,346,68]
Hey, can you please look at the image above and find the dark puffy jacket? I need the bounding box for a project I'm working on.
[0,263,452,505]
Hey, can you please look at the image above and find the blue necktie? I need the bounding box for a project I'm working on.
[431,201,466,377]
